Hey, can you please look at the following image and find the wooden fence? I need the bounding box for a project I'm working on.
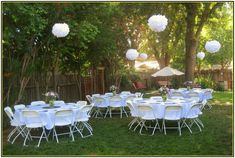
[7,67,105,105]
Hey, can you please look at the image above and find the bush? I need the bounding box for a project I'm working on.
[215,83,225,91]
[194,75,215,89]
[171,77,181,89]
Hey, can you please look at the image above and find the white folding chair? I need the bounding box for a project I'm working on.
[52,109,74,143]
[86,95,93,104]
[162,104,182,136]
[181,103,204,133]
[30,101,46,106]
[73,105,93,138]
[203,90,213,109]
[126,100,140,130]
[92,97,107,118]
[105,96,128,118]
[22,110,48,147]
[53,100,65,104]
[136,104,161,135]
[14,104,26,111]
[4,107,26,144]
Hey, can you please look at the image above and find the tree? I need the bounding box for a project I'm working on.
[184,2,223,81]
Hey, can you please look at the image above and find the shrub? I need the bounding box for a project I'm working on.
[171,77,181,89]
[194,75,215,89]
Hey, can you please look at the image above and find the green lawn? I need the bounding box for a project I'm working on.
[2,91,233,156]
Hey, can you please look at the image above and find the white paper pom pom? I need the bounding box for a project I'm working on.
[205,40,221,53]
[126,49,139,61]
[139,53,148,60]
[197,52,205,60]
[148,15,168,32]
[52,23,70,38]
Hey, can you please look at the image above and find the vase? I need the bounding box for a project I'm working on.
[49,100,54,107]
[162,95,167,102]
[112,91,116,96]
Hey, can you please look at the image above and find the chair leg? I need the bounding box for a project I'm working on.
[178,120,182,136]
[162,120,166,135]
[196,118,204,128]
[69,126,74,141]
[104,108,109,118]
[181,119,192,134]
[12,126,26,144]
[123,107,128,117]
[134,120,142,131]
[139,120,145,135]
[53,127,59,143]
[151,120,159,135]
[23,128,31,146]
[120,107,122,118]
[193,119,202,132]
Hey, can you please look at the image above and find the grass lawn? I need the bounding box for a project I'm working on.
[2,91,233,156]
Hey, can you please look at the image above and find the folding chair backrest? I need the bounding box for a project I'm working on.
[105,93,113,96]
[164,105,182,120]
[187,103,202,117]
[137,104,155,118]
[31,101,46,106]
[171,92,183,97]
[121,91,131,95]
[77,101,87,106]
[126,96,135,101]
[135,92,142,97]
[55,109,73,117]
[110,96,122,102]
[55,109,73,125]
[86,95,93,104]
[80,105,93,113]
[4,106,14,120]
[22,110,42,126]
[150,96,163,102]
[137,104,153,112]
[126,100,134,110]
[54,100,65,104]
[14,104,26,111]
[92,94,100,97]
[188,92,199,97]
[178,88,187,91]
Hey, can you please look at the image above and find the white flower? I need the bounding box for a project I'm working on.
[148,15,168,32]
[52,23,70,38]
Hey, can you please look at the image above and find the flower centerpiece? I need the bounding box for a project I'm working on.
[184,81,193,90]
[110,85,118,96]
[159,86,169,101]
[44,91,59,107]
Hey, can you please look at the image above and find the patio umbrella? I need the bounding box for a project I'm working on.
[151,66,184,86]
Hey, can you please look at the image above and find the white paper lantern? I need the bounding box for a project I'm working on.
[205,40,221,53]
[197,52,205,60]
[148,15,168,32]
[139,53,148,60]
[126,49,139,60]
[52,23,70,38]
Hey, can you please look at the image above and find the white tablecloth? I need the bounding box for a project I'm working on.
[14,103,83,130]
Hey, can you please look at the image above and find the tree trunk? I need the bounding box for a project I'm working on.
[185,4,197,81]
